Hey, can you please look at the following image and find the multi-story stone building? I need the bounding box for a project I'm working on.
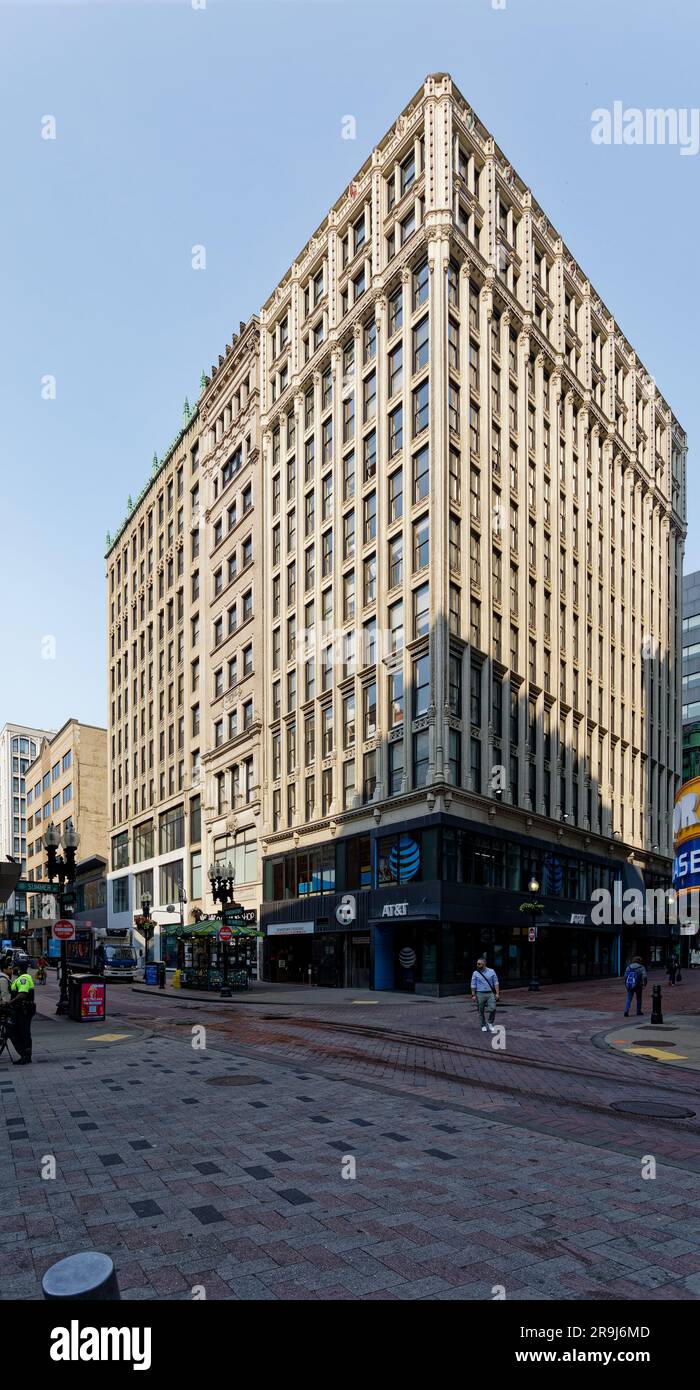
[105,322,261,964]
[257,73,687,990]
[0,721,54,940]
[24,719,108,952]
[200,318,263,930]
[106,407,206,961]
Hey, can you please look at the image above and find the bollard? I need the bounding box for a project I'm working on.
[42,1252,121,1301]
[158,962,166,990]
[650,983,664,1026]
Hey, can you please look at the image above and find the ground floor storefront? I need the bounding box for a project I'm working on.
[261,813,674,994]
[261,884,627,995]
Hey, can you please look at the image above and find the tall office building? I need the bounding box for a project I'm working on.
[681,569,700,781]
[24,719,108,953]
[257,73,687,989]
[0,721,55,940]
[105,322,261,964]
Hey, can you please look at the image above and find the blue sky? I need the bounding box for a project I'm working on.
[1,0,698,734]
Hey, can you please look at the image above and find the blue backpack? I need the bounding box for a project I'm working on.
[625,966,640,990]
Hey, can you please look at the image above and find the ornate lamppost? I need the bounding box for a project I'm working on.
[519,874,544,992]
[43,823,80,1015]
[139,890,155,971]
[208,861,236,993]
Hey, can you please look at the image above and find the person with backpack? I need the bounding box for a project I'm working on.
[623,956,647,1017]
[470,957,500,1033]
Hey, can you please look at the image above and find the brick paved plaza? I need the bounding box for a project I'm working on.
[3,972,700,1301]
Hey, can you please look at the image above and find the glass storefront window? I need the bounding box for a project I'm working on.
[376,832,422,885]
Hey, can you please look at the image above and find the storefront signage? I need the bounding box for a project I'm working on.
[335,894,356,925]
[267,922,314,936]
[673,837,700,893]
[570,913,586,925]
[381,901,409,918]
[673,778,700,847]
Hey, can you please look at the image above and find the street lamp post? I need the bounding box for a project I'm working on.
[140,891,152,973]
[208,861,236,992]
[44,823,80,1016]
[527,875,541,993]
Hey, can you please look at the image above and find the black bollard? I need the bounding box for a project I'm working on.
[158,962,166,989]
[42,1252,121,1301]
[650,984,664,1026]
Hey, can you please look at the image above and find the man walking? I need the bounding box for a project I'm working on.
[471,957,499,1033]
[623,955,647,1016]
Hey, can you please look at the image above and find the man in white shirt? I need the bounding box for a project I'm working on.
[470,958,500,1033]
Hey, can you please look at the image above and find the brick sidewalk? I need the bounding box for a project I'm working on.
[3,972,700,1300]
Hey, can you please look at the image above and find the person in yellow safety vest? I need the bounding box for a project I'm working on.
[9,970,35,1065]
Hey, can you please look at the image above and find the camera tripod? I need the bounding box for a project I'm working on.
[0,1015,19,1064]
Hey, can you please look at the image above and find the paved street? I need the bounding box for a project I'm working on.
[3,971,700,1301]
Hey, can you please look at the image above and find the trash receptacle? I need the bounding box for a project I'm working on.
[68,976,106,1022]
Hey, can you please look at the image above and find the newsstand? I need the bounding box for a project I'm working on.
[68,975,107,1022]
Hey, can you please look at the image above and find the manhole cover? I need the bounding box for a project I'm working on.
[610,1101,695,1119]
[205,1076,265,1087]
[630,1040,676,1047]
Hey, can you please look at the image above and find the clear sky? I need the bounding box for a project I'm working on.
[1,0,698,735]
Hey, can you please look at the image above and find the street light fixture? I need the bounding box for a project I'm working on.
[208,860,237,996]
[527,875,541,994]
[43,821,80,1015]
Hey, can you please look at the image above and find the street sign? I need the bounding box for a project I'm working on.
[528,926,537,943]
[218,925,233,943]
[53,920,76,941]
[13,880,57,895]
[222,906,245,928]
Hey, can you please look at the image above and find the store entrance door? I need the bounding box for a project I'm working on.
[348,935,370,989]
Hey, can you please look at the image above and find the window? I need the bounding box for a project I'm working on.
[191,851,202,902]
[413,260,429,310]
[363,680,377,738]
[413,446,429,503]
[388,406,403,458]
[389,535,403,589]
[111,831,129,870]
[389,344,403,397]
[388,286,403,336]
[363,371,376,423]
[413,381,429,436]
[364,429,377,481]
[343,759,356,809]
[343,451,355,501]
[159,858,183,905]
[413,583,429,638]
[413,316,429,373]
[388,740,404,796]
[413,731,429,787]
[343,693,356,748]
[133,821,154,863]
[112,877,129,914]
[388,468,403,523]
[413,515,429,571]
[159,804,184,854]
[413,653,430,716]
[389,670,404,725]
[364,492,376,544]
